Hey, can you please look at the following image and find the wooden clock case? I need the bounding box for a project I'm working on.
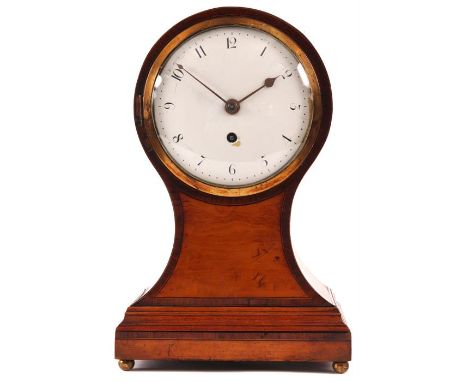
[115,7,351,373]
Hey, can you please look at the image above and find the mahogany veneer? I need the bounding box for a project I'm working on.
[115,6,352,371]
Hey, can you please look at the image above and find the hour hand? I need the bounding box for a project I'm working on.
[177,64,227,103]
[238,75,280,104]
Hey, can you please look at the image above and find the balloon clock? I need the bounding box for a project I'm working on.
[115,7,351,374]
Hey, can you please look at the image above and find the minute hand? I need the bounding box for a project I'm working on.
[238,76,280,103]
[177,64,227,103]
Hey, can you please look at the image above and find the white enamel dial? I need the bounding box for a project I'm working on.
[152,26,313,187]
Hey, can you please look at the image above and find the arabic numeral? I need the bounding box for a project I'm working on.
[173,134,183,143]
[228,164,236,175]
[171,68,184,81]
[197,155,206,166]
[281,69,293,79]
[289,103,301,111]
[226,37,237,49]
[195,45,207,58]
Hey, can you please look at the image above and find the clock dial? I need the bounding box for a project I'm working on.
[152,26,313,187]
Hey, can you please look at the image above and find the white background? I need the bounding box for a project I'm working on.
[1,1,467,381]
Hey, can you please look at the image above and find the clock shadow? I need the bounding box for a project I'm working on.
[134,360,334,373]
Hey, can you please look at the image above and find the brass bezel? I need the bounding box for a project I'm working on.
[142,17,323,197]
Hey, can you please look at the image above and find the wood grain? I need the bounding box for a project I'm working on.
[116,6,351,366]
[116,339,350,362]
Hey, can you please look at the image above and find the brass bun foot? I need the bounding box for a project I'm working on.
[332,361,349,374]
[118,359,135,371]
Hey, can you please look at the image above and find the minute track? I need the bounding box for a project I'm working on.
[153,26,313,187]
